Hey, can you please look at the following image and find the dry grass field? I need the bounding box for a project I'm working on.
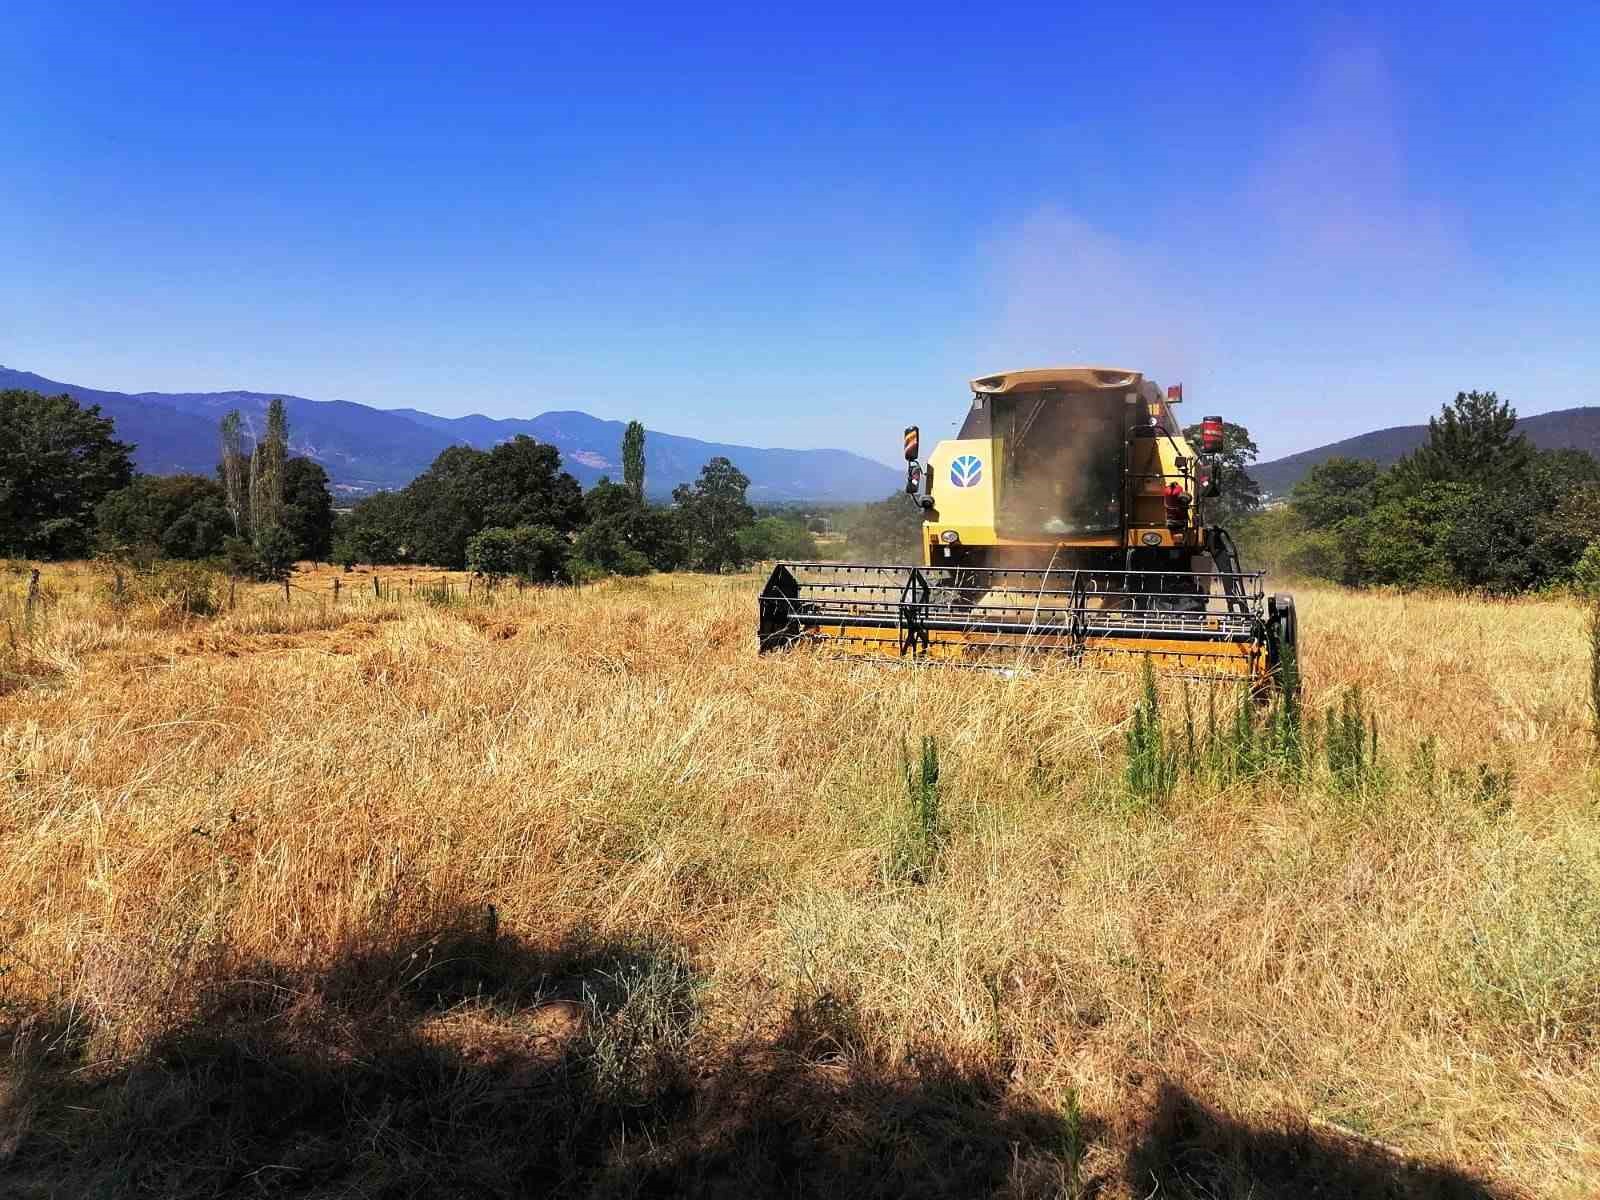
[1,559,1596,1197]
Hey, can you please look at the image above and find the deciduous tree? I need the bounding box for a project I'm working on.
[282,457,335,562]
[1183,419,1261,524]
[0,389,134,558]
[622,420,646,501]
[1289,457,1380,529]
[673,457,754,572]
[95,475,232,561]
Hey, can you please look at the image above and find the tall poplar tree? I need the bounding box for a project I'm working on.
[622,420,646,501]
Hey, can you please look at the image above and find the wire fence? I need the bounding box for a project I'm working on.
[260,570,537,609]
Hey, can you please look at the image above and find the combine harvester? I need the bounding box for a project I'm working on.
[758,367,1296,689]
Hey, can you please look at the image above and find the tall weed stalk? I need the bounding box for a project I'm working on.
[1125,658,1178,807]
[887,735,946,884]
[1326,686,1383,797]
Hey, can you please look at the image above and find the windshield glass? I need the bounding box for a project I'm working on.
[992,390,1125,537]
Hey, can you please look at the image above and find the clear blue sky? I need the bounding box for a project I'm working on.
[4,2,1597,464]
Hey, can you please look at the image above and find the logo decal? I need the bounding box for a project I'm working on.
[950,455,983,488]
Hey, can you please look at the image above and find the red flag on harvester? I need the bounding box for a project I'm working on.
[1167,383,1183,402]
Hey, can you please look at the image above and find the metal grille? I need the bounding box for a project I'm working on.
[759,561,1267,668]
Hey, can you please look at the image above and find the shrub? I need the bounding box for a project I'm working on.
[253,526,299,582]
[1571,543,1600,595]
[108,560,223,618]
[1174,650,1307,790]
[572,519,652,578]
[466,524,571,584]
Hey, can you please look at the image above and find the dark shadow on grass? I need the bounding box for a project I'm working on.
[1,915,1523,1200]
[1124,1080,1518,1200]
[0,917,1090,1199]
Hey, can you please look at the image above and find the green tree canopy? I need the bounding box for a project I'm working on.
[466,525,570,583]
[477,436,585,533]
[737,515,819,562]
[0,389,135,559]
[248,525,299,583]
[837,494,923,562]
[402,444,488,568]
[95,474,232,561]
[1240,396,1600,594]
[1387,390,1533,495]
[281,457,335,562]
[336,491,409,566]
[1352,483,1476,590]
[673,457,755,572]
[1182,419,1261,524]
[400,438,584,569]
[1289,456,1380,529]
[573,477,684,575]
[622,420,646,501]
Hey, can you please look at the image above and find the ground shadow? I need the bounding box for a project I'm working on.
[0,914,1087,1199]
[1124,1080,1518,1200]
[1,915,1524,1199]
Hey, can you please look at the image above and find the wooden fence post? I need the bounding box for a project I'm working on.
[332,577,341,604]
[24,568,40,629]
[283,577,291,603]
[373,574,380,599]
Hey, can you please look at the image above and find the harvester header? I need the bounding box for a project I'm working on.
[758,365,1296,687]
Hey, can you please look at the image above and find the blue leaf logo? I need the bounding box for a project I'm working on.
[950,455,983,488]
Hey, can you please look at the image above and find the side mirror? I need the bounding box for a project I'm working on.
[905,461,923,495]
[1198,459,1222,497]
[903,426,920,462]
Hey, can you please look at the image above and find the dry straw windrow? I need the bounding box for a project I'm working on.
[0,563,1595,1197]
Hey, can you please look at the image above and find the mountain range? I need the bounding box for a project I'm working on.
[0,367,902,504]
[1251,407,1600,497]
[8,364,1598,505]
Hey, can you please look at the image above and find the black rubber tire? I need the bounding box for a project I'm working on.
[1269,593,1299,694]
[1274,593,1297,655]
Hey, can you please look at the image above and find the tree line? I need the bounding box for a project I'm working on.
[1238,390,1600,592]
[334,423,818,580]
[0,388,817,580]
[20,380,1585,594]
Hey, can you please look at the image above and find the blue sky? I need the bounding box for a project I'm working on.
[3,2,1597,464]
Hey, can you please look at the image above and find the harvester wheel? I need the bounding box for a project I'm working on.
[1267,593,1299,693]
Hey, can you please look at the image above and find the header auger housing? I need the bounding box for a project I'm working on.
[758,366,1297,689]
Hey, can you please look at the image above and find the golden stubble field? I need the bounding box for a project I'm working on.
[1,560,1596,1198]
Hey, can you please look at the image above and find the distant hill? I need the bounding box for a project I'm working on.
[0,367,901,503]
[389,407,900,503]
[1253,407,1600,497]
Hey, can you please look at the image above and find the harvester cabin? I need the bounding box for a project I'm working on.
[957,367,1178,545]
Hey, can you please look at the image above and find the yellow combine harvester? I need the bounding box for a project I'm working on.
[758,366,1297,688]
